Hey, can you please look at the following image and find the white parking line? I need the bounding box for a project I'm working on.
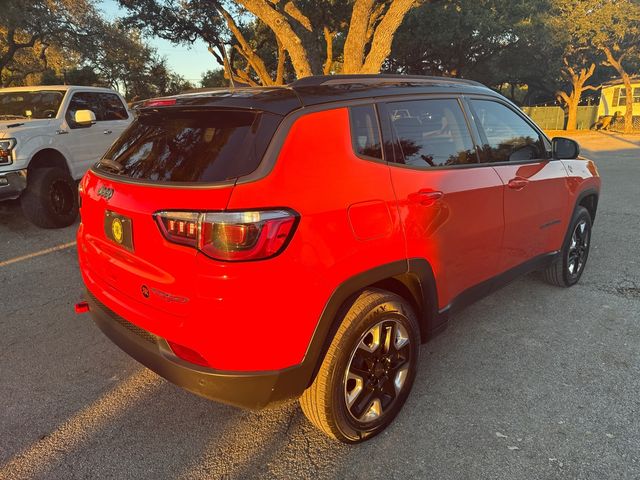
[0,241,77,268]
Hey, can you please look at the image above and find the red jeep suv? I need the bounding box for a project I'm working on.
[77,75,600,443]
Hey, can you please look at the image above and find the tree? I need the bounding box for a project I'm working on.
[0,0,99,86]
[569,0,640,133]
[544,1,602,130]
[387,0,559,101]
[555,61,598,130]
[201,69,227,87]
[119,0,426,85]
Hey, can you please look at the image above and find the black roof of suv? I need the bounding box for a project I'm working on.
[144,74,497,116]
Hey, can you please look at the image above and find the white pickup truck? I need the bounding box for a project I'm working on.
[0,85,132,228]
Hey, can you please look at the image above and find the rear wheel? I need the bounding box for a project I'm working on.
[21,167,78,228]
[300,289,420,443]
[543,206,592,287]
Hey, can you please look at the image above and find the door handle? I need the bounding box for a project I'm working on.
[408,190,444,206]
[508,177,529,190]
[103,130,113,135]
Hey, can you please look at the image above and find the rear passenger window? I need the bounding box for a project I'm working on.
[349,105,382,160]
[99,93,129,120]
[387,99,477,167]
[470,99,546,163]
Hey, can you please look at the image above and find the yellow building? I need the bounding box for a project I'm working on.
[598,77,640,117]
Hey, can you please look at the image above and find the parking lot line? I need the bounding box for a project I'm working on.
[0,241,77,268]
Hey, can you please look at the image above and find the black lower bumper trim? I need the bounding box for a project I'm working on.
[86,291,309,410]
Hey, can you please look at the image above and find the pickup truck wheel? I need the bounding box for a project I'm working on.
[300,289,420,443]
[21,167,78,228]
[543,206,592,287]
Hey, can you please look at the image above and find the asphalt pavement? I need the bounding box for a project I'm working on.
[0,131,639,479]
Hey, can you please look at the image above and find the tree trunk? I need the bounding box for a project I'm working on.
[218,5,275,85]
[235,0,314,79]
[621,72,634,134]
[566,96,579,131]
[342,0,375,72]
[602,46,634,133]
[360,0,417,74]
[557,62,596,131]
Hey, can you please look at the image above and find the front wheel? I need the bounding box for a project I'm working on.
[300,289,420,443]
[543,206,592,287]
[21,167,79,229]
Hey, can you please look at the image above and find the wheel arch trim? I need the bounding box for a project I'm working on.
[298,258,440,390]
[27,147,73,177]
[574,187,599,223]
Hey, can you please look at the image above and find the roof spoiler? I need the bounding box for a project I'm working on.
[289,74,484,88]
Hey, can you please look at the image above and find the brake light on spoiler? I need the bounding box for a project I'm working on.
[144,98,177,107]
[154,210,298,261]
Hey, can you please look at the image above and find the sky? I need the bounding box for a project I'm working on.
[99,0,219,85]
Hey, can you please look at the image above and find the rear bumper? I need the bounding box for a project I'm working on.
[86,290,309,410]
[0,169,27,200]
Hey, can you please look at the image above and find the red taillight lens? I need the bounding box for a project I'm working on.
[167,341,210,367]
[154,210,298,261]
[155,212,200,247]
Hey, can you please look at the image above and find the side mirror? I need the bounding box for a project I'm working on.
[552,137,580,160]
[74,109,96,127]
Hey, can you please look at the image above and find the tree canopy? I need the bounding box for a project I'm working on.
[1,0,639,130]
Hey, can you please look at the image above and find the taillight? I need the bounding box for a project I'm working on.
[167,341,210,367]
[144,98,177,107]
[154,210,298,261]
[155,211,200,247]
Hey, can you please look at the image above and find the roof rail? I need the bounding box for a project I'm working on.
[290,74,484,88]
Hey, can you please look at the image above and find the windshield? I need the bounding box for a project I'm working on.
[0,90,66,120]
[97,109,281,183]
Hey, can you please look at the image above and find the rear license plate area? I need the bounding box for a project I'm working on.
[104,211,134,251]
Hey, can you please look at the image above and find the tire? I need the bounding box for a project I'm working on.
[543,206,592,287]
[300,289,420,443]
[21,167,78,229]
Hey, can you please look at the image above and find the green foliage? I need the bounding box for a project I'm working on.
[388,0,639,106]
[201,69,227,88]
[0,0,195,100]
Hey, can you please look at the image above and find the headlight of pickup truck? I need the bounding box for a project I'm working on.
[0,138,17,165]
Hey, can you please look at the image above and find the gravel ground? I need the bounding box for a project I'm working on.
[0,131,638,480]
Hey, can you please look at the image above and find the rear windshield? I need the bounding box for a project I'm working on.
[97,109,280,183]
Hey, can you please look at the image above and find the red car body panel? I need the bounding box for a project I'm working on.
[389,165,505,308]
[491,160,571,272]
[79,107,406,371]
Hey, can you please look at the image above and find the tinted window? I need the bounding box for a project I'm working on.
[349,105,382,160]
[0,90,65,119]
[98,109,280,183]
[66,92,104,126]
[388,99,477,167]
[99,93,128,120]
[470,99,545,163]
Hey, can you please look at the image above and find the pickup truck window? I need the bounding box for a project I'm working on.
[98,93,129,120]
[0,90,65,120]
[66,92,128,127]
[66,92,102,127]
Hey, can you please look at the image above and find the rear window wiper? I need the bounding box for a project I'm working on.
[96,158,124,173]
